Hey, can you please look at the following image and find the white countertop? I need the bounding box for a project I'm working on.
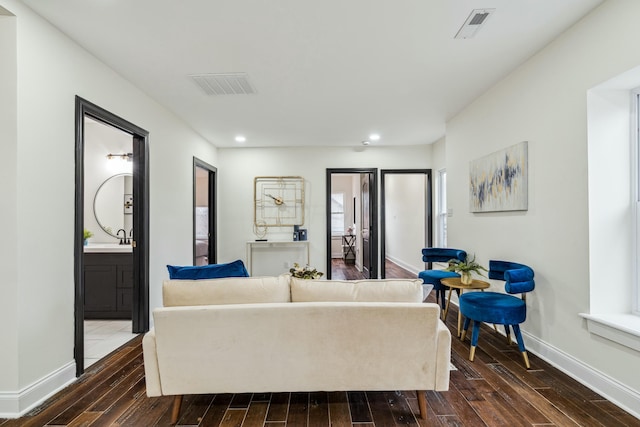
[84,243,132,253]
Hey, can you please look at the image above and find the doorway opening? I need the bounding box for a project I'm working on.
[380,169,432,279]
[326,168,377,280]
[193,157,217,266]
[74,97,150,376]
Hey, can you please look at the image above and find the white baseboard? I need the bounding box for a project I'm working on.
[523,330,640,420]
[385,255,420,276]
[0,361,76,418]
[444,299,640,419]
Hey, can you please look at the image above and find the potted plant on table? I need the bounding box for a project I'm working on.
[83,229,93,246]
[444,254,487,285]
[289,263,324,280]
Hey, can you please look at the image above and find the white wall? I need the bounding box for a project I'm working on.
[0,7,18,396]
[84,119,133,243]
[0,0,217,415]
[384,174,426,273]
[445,0,640,412]
[217,145,433,275]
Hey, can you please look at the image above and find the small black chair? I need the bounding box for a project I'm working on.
[459,260,535,368]
[418,248,467,310]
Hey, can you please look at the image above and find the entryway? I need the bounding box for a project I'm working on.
[74,97,150,376]
[193,158,217,265]
[380,169,432,279]
[326,168,432,281]
[326,168,377,280]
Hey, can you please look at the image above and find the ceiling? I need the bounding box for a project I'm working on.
[20,0,603,148]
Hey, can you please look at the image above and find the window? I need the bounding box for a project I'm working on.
[581,71,640,351]
[436,169,447,247]
[331,192,345,236]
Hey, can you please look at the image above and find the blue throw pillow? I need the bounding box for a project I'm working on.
[167,259,249,280]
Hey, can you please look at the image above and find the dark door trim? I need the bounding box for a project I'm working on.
[193,157,217,265]
[74,96,150,376]
[380,169,432,278]
[326,168,378,280]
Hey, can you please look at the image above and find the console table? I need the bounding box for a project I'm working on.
[246,241,310,276]
[342,234,356,264]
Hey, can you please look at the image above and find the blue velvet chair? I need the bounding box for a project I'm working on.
[459,260,535,368]
[418,248,467,311]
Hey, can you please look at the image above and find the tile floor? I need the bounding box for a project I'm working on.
[84,320,138,368]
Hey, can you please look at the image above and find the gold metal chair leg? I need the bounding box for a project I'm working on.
[443,289,454,322]
[469,346,476,362]
[460,329,467,341]
[522,351,530,369]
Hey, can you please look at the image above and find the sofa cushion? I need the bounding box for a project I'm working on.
[290,277,423,302]
[163,275,291,307]
[166,259,249,280]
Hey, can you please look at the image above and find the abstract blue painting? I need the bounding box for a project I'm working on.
[469,141,528,212]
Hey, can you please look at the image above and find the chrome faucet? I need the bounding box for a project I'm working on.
[117,228,126,245]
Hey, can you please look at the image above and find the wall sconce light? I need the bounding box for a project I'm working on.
[106,153,133,161]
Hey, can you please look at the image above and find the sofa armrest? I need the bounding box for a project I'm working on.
[142,329,162,396]
[434,320,452,391]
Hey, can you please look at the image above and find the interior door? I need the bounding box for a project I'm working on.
[325,168,377,280]
[361,172,375,278]
[193,158,217,265]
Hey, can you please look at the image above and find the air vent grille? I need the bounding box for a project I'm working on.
[455,8,495,39]
[189,73,256,96]
[469,12,490,26]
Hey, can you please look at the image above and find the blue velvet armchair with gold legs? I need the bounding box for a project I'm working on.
[459,260,535,368]
[418,248,467,310]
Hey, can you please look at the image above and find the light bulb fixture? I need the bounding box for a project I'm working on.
[369,133,380,141]
[362,140,370,146]
[235,135,246,143]
[106,153,133,161]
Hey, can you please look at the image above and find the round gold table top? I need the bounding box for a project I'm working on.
[441,277,490,290]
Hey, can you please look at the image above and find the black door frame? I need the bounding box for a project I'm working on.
[74,96,150,376]
[380,169,432,278]
[193,157,217,265]
[326,168,378,279]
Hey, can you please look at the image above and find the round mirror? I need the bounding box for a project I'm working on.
[93,173,133,238]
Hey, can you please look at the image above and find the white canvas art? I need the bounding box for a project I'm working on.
[469,141,528,212]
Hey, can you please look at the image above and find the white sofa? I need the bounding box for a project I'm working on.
[142,275,451,423]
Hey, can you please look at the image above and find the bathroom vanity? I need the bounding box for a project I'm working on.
[84,172,135,319]
[84,245,133,319]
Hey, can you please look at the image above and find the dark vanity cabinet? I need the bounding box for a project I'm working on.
[84,253,133,319]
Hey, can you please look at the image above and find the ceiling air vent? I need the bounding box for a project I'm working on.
[454,8,495,39]
[189,72,256,96]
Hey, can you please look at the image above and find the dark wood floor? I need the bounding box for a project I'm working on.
[331,258,367,280]
[331,258,415,280]
[3,261,639,426]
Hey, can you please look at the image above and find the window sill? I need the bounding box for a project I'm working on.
[579,313,640,352]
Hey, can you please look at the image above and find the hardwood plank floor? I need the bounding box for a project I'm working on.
[2,261,639,426]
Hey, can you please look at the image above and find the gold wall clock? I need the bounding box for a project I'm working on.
[254,176,305,227]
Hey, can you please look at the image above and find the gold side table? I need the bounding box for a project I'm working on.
[440,277,490,337]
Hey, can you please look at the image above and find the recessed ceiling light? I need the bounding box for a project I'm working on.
[235,135,246,143]
[369,133,380,141]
